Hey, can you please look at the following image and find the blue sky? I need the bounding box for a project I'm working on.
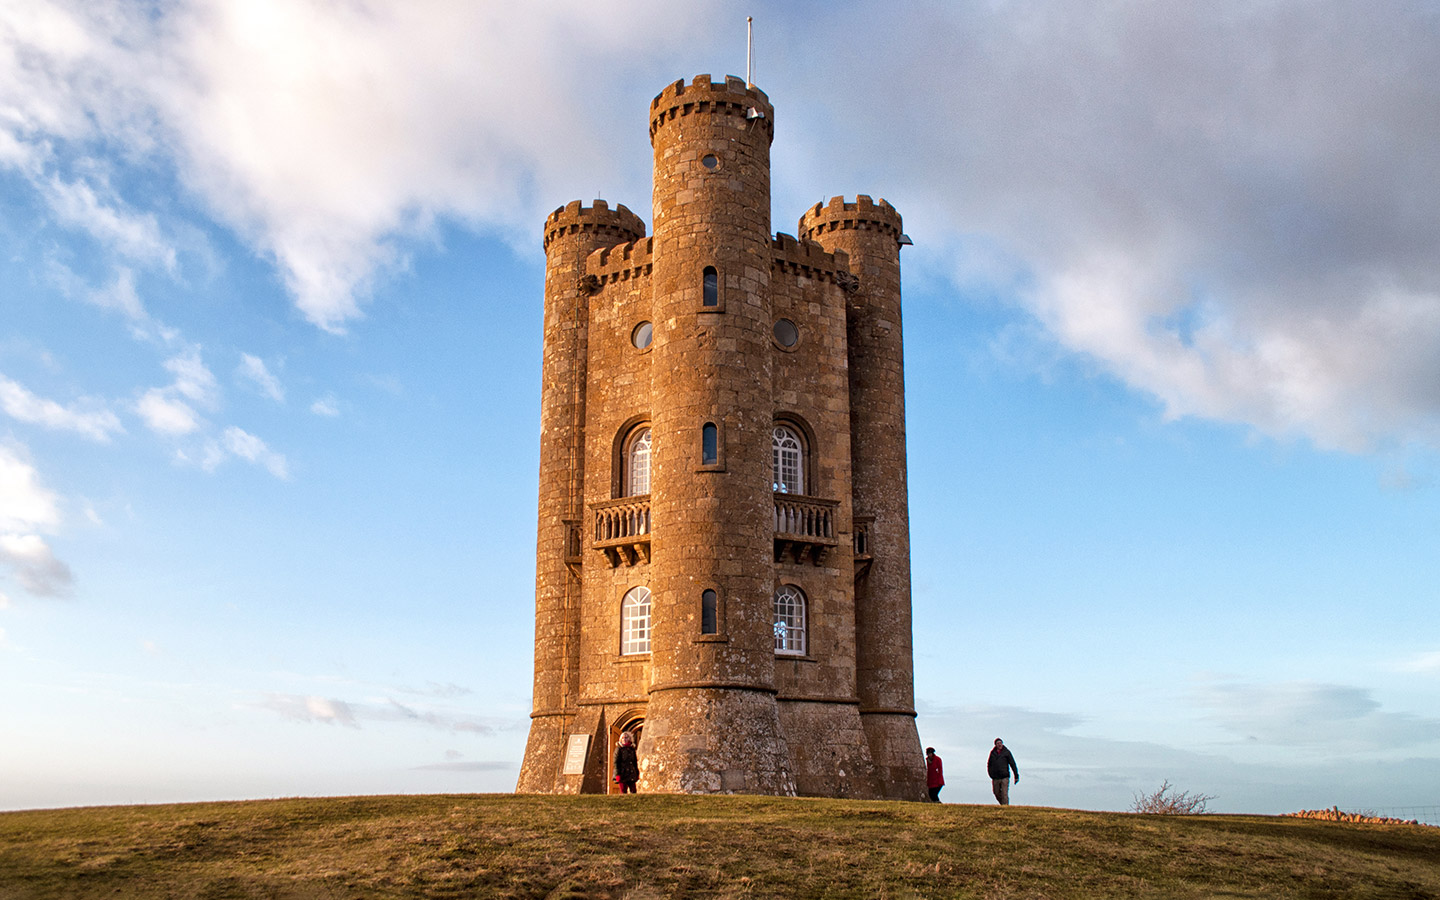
[2,0,1438,814]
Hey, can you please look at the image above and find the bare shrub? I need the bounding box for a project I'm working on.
[1131,780,1215,815]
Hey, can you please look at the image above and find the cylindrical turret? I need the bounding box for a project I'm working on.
[799,196,924,800]
[641,75,795,794]
[518,200,645,793]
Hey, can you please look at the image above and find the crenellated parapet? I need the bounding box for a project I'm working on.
[649,74,774,146]
[585,237,655,286]
[798,196,904,244]
[544,200,646,253]
[770,232,851,283]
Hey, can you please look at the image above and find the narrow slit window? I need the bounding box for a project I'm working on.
[701,589,718,634]
[701,422,718,465]
[702,267,718,307]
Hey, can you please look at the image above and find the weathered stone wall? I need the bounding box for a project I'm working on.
[800,196,926,801]
[519,201,644,793]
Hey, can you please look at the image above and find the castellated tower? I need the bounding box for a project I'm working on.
[517,75,925,801]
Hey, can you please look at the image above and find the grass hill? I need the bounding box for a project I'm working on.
[1,793,1437,899]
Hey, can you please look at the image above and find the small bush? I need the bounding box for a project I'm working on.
[1131,780,1215,815]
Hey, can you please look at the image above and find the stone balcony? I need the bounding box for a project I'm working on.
[774,493,840,565]
[592,495,650,567]
[587,493,845,568]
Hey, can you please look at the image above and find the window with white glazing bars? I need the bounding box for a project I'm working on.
[621,586,651,655]
[773,584,807,655]
[627,427,651,496]
[772,425,803,493]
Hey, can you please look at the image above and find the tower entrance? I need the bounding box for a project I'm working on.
[607,711,644,794]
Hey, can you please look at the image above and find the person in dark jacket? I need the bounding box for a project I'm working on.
[987,738,1019,805]
[925,747,945,802]
[613,731,639,794]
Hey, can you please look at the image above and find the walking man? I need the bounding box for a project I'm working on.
[925,747,944,802]
[987,738,1019,805]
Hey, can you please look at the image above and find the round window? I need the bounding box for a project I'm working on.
[773,318,799,348]
[701,154,719,170]
[632,321,653,349]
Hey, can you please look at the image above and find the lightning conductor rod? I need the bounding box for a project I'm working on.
[747,16,754,87]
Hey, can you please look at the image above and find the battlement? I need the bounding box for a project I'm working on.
[543,200,646,252]
[798,196,904,242]
[649,75,774,145]
[585,237,655,284]
[770,232,849,280]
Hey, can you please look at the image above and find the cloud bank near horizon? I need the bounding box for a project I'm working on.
[4,1,1439,453]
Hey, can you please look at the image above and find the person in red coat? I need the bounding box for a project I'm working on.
[925,747,944,802]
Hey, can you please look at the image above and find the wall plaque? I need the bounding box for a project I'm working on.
[561,733,591,775]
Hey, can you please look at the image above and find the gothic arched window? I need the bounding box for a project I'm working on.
[773,584,807,655]
[772,425,804,494]
[621,586,651,655]
[625,426,652,496]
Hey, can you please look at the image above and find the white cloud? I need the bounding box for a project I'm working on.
[163,349,217,406]
[136,387,199,435]
[236,354,284,403]
[309,394,339,417]
[779,4,1440,452]
[136,348,217,436]
[0,533,74,598]
[0,444,61,532]
[220,426,288,479]
[0,374,123,442]
[0,444,74,599]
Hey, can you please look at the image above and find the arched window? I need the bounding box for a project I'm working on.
[626,426,651,496]
[701,422,718,465]
[621,586,651,655]
[701,589,718,635]
[773,585,807,655]
[772,425,804,494]
[702,266,718,307]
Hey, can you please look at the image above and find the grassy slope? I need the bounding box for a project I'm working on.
[1,794,1437,899]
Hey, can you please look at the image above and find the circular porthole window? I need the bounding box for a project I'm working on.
[632,321,653,349]
[701,154,719,170]
[773,318,799,349]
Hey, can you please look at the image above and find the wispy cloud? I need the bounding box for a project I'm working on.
[217,426,288,480]
[0,374,123,442]
[136,387,199,435]
[253,692,507,735]
[236,354,284,403]
[1193,679,1440,752]
[309,394,339,417]
[42,175,176,270]
[136,348,216,436]
[1397,652,1440,675]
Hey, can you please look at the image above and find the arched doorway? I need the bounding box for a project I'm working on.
[608,710,645,794]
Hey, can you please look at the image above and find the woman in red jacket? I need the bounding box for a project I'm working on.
[925,747,944,802]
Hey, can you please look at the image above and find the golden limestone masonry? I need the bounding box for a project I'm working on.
[517,75,924,799]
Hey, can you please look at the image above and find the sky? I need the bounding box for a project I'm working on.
[2,0,1438,816]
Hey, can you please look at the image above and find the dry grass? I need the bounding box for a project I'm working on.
[1,794,1437,899]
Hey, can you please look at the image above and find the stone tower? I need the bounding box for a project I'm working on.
[517,75,924,800]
